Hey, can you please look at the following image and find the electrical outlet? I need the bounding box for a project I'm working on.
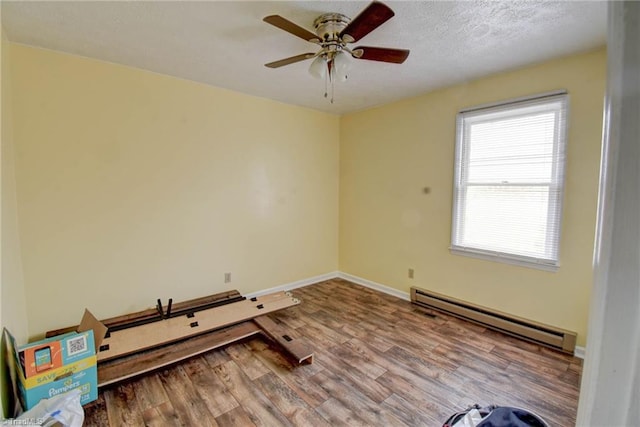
[408,268,414,279]
[224,272,231,283]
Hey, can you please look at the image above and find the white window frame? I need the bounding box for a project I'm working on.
[450,91,569,271]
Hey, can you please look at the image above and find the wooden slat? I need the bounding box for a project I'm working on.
[141,402,179,427]
[214,406,256,427]
[98,291,298,361]
[246,339,328,408]
[46,290,243,338]
[213,360,293,426]
[98,322,262,386]
[254,372,331,427]
[157,365,217,425]
[83,394,109,425]
[163,290,242,315]
[132,375,170,412]
[253,316,313,364]
[224,340,271,381]
[181,357,240,417]
[103,383,145,426]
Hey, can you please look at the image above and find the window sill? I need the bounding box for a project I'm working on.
[449,247,559,272]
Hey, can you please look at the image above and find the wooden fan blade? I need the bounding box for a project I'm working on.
[265,53,316,68]
[263,15,318,42]
[340,1,395,43]
[353,46,410,64]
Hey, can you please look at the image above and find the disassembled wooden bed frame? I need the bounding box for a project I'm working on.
[46,290,313,387]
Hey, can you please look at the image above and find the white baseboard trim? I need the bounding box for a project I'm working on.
[245,271,410,301]
[337,272,410,301]
[245,271,339,299]
[574,346,585,359]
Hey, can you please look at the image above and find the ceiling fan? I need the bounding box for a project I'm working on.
[262,1,410,101]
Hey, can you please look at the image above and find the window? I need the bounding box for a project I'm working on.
[451,92,568,271]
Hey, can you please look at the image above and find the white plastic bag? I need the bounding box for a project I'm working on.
[452,408,484,427]
[15,389,84,427]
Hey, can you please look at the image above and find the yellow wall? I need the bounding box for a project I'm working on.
[340,49,606,347]
[1,27,29,416]
[10,45,339,338]
[7,41,604,349]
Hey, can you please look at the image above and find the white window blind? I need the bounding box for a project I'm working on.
[451,92,568,270]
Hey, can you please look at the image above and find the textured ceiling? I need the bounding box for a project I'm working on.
[1,1,606,115]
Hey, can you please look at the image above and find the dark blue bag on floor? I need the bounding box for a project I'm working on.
[443,404,549,427]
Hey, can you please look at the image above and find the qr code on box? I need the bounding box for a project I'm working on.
[67,335,87,356]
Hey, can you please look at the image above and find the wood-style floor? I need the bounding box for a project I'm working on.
[84,279,582,426]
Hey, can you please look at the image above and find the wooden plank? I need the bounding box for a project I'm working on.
[97,291,298,362]
[215,406,257,427]
[158,365,218,426]
[315,397,368,426]
[213,360,293,427]
[103,382,145,426]
[224,340,271,380]
[105,289,242,326]
[46,290,243,338]
[202,344,233,368]
[381,393,443,426]
[163,290,242,315]
[254,372,331,427]
[98,322,262,386]
[181,357,240,418]
[83,393,109,426]
[253,316,314,364]
[242,291,295,305]
[312,346,391,404]
[132,375,170,412]
[341,338,460,409]
[246,340,329,408]
[374,371,456,420]
[311,370,409,426]
[141,402,181,427]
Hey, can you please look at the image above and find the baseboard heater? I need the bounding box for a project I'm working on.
[410,287,577,354]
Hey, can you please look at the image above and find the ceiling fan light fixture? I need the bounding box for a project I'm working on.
[309,55,327,79]
[332,51,350,82]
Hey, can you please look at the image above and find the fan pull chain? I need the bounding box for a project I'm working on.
[329,60,335,104]
[331,78,334,104]
[324,69,328,99]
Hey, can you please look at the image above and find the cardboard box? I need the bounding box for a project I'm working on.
[19,331,91,378]
[7,310,107,411]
